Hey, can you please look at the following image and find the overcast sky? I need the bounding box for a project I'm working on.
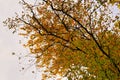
[0,0,41,80]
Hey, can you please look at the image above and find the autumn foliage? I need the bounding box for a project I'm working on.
[4,0,120,79]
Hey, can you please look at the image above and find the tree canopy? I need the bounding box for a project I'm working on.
[4,0,120,79]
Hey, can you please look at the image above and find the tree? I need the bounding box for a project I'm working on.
[4,0,120,79]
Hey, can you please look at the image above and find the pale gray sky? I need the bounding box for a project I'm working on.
[0,0,40,80]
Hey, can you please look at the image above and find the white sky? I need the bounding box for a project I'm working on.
[0,0,41,80]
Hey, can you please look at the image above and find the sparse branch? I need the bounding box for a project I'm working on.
[54,11,69,31]
[60,42,87,54]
